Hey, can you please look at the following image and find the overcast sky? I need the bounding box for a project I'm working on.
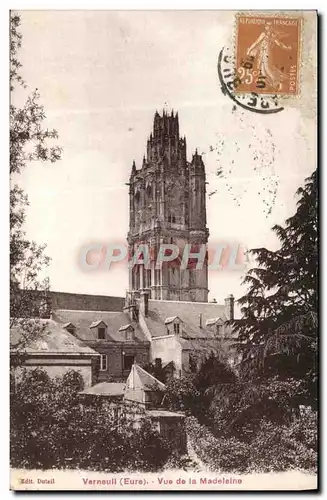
[13,10,316,307]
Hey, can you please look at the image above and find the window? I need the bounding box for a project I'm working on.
[63,323,76,335]
[126,329,134,341]
[189,354,197,372]
[98,327,106,340]
[216,324,223,336]
[146,269,151,288]
[100,354,108,371]
[174,323,180,334]
[124,355,134,371]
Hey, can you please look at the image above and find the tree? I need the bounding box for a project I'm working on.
[11,369,173,471]
[10,13,62,346]
[233,170,318,405]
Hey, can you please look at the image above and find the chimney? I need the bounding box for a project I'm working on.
[224,294,235,321]
[140,288,150,317]
[199,313,203,329]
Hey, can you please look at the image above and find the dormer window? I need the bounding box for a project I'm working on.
[63,322,76,335]
[206,317,224,336]
[90,320,108,340]
[165,316,182,335]
[118,324,135,341]
[98,327,106,340]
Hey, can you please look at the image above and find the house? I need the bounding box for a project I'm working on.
[124,290,239,377]
[47,289,237,381]
[80,363,187,453]
[10,319,100,388]
[124,363,166,407]
[52,308,150,381]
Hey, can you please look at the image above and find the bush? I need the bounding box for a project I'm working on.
[186,412,317,474]
[10,369,174,471]
[186,417,250,473]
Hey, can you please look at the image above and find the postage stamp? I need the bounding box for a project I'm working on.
[235,15,302,95]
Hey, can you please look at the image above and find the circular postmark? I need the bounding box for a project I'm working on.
[217,47,284,114]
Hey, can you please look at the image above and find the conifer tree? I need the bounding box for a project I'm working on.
[233,170,317,404]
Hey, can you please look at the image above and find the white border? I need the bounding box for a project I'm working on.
[2,2,324,499]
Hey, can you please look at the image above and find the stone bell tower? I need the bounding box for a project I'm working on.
[127,110,209,302]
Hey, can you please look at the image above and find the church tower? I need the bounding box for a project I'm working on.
[127,110,209,302]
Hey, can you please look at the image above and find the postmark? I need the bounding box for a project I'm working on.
[217,47,284,114]
[235,15,302,95]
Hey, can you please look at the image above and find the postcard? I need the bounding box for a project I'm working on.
[10,9,318,491]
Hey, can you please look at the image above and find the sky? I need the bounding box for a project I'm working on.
[13,10,317,309]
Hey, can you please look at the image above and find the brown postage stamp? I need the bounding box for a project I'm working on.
[235,15,302,95]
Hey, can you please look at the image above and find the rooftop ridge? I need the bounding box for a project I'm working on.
[50,291,124,299]
[148,299,225,306]
[54,309,126,315]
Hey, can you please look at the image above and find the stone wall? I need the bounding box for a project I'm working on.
[15,356,94,388]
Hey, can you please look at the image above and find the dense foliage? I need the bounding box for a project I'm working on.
[186,410,317,473]
[234,171,318,406]
[11,369,174,471]
[163,171,318,473]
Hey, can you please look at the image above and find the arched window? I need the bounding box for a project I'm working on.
[146,183,152,199]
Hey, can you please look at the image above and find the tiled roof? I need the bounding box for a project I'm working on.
[80,382,125,397]
[118,324,133,331]
[90,320,107,329]
[147,409,185,418]
[62,322,75,329]
[178,336,225,352]
[205,317,224,326]
[50,291,124,312]
[126,364,166,391]
[10,319,99,356]
[52,310,149,343]
[144,299,228,339]
[164,316,180,325]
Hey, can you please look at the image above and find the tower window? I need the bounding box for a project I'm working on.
[174,323,180,334]
[146,184,152,199]
[146,269,151,288]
